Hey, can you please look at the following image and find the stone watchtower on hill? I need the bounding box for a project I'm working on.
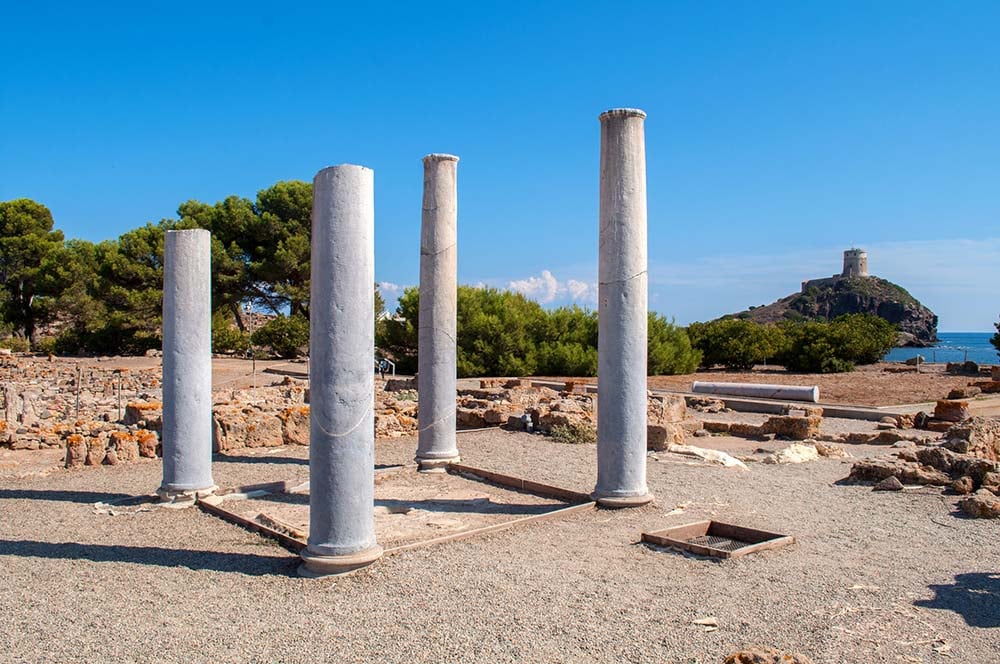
[842,248,868,278]
[801,248,870,292]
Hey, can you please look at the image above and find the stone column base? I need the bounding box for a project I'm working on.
[592,492,654,508]
[299,545,384,578]
[156,485,218,507]
[415,456,460,473]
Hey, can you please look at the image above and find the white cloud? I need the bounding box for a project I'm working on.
[377,281,402,295]
[507,270,597,305]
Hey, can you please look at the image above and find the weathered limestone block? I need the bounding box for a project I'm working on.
[136,430,159,458]
[456,407,487,429]
[212,406,283,452]
[85,434,108,466]
[65,434,86,467]
[730,423,764,439]
[123,401,163,427]
[762,443,820,464]
[942,417,1000,461]
[934,399,970,422]
[703,421,731,434]
[992,366,1000,381]
[948,386,981,399]
[537,398,594,433]
[647,394,686,425]
[279,406,310,446]
[111,431,140,462]
[687,397,725,413]
[959,489,1000,518]
[647,423,685,451]
[760,415,822,440]
[972,380,1000,394]
[375,413,402,438]
[847,456,951,486]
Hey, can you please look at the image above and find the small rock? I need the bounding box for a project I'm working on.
[959,489,1000,518]
[948,386,982,400]
[873,476,904,492]
[725,648,815,664]
[693,429,710,438]
[891,440,916,449]
[951,476,974,495]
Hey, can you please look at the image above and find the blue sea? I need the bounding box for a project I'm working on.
[885,332,997,365]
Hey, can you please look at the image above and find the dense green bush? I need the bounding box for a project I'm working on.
[549,422,597,444]
[251,314,308,358]
[0,336,31,352]
[688,313,897,374]
[828,313,898,365]
[776,321,853,373]
[648,313,702,374]
[687,318,786,370]
[212,312,250,354]
[775,314,897,373]
[992,316,999,359]
[376,287,699,377]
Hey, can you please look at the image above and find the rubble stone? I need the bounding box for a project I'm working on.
[959,489,1000,519]
[934,399,970,422]
[873,476,904,491]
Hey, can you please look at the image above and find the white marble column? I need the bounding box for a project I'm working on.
[159,229,215,502]
[415,154,460,471]
[299,164,383,577]
[593,109,653,507]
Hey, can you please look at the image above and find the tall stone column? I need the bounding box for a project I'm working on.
[415,154,460,471]
[593,108,653,507]
[300,164,383,577]
[158,229,215,501]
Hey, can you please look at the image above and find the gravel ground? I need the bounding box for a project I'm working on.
[2,430,998,663]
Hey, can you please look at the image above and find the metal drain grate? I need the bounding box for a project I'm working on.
[687,534,748,553]
[641,520,795,559]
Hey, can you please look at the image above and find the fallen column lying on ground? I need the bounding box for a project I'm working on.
[300,164,383,578]
[692,381,820,403]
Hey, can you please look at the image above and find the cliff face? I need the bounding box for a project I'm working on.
[733,277,938,346]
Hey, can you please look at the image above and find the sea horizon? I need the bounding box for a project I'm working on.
[885,331,996,365]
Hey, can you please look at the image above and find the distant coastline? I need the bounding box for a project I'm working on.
[884,332,996,365]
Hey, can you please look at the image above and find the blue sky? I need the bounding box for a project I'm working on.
[2,1,998,330]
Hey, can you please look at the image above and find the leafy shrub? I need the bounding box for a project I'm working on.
[251,315,309,358]
[549,422,597,444]
[212,312,250,354]
[777,322,854,373]
[0,336,31,352]
[32,336,58,355]
[377,288,700,377]
[687,319,786,371]
[649,313,701,374]
[991,316,999,359]
[828,313,897,365]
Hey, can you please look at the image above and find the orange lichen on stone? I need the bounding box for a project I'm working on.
[135,429,159,457]
[127,402,162,412]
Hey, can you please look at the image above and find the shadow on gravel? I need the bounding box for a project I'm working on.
[0,489,134,504]
[0,539,298,576]
[215,454,307,466]
[375,498,560,516]
[914,573,1000,628]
